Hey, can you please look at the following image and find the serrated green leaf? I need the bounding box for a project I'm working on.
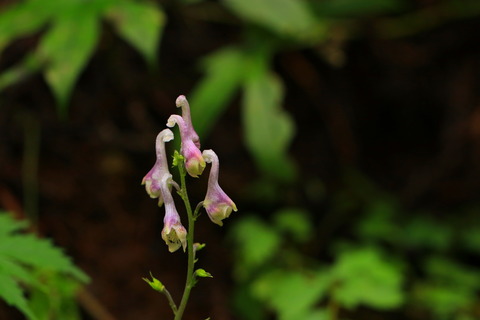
[190,47,248,137]
[0,234,88,283]
[0,257,41,288]
[222,0,324,41]
[242,55,296,182]
[0,212,28,237]
[0,273,37,320]
[0,213,87,319]
[28,271,83,320]
[37,9,99,114]
[0,0,51,52]
[106,0,165,65]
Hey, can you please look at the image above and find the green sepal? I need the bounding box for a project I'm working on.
[142,272,164,292]
[195,269,213,278]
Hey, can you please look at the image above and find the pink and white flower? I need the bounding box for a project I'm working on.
[141,129,174,206]
[202,149,237,226]
[159,174,187,252]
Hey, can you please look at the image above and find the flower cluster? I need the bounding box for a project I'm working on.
[142,95,237,252]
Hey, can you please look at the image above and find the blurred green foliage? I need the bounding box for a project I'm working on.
[0,211,88,319]
[0,0,164,114]
[2,0,480,181]
[229,173,480,320]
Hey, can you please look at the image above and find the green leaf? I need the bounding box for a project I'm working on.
[0,53,44,92]
[356,199,401,243]
[413,282,475,318]
[424,256,480,290]
[0,213,88,319]
[401,217,453,251]
[106,0,165,65]
[460,224,480,253]
[230,216,281,275]
[0,234,88,282]
[0,212,28,236]
[331,247,404,309]
[300,309,331,320]
[0,273,37,320]
[37,9,99,114]
[242,54,296,182]
[222,0,324,41]
[0,0,51,52]
[252,269,330,320]
[28,271,82,320]
[0,257,41,289]
[273,208,312,243]
[195,269,213,278]
[190,47,248,137]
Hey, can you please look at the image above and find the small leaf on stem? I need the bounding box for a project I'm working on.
[195,269,213,278]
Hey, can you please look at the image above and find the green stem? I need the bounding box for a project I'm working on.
[162,288,177,315]
[174,163,196,320]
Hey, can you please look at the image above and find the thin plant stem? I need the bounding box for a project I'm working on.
[174,162,196,320]
[162,288,177,315]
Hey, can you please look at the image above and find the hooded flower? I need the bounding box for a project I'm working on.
[202,149,237,226]
[175,95,200,148]
[167,96,205,177]
[141,129,174,206]
[159,174,187,252]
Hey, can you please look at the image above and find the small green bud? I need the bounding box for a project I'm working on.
[172,150,184,167]
[195,269,213,278]
[143,272,164,292]
[193,243,206,252]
